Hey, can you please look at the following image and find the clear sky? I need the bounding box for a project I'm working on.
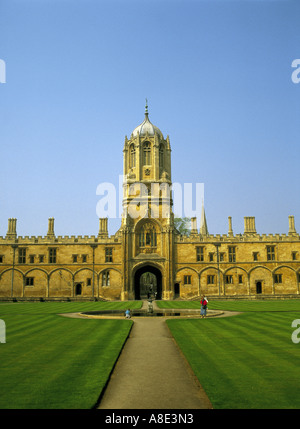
[0,0,299,237]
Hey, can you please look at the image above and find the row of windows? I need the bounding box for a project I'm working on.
[196,247,238,263]
[183,273,296,285]
[23,272,300,287]
[196,246,298,262]
[24,270,112,287]
[1,246,299,264]
[130,142,165,169]
[0,248,114,264]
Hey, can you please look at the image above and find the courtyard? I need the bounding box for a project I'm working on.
[0,299,300,409]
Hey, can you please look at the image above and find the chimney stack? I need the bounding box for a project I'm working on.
[98,218,108,238]
[244,217,256,234]
[191,217,198,234]
[288,215,297,235]
[47,218,55,238]
[228,216,233,237]
[6,218,17,239]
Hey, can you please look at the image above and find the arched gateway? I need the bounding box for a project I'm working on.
[0,104,299,303]
[134,265,162,300]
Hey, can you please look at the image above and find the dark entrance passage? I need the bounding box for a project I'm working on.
[134,265,162,300]
[256,281,262,294]
[174,282,180,298]
[75,283,82,296]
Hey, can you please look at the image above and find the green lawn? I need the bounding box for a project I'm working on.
[157,298,300,312]
[0,301,141,409]
[165,300,300,409]
[2,300,300,409]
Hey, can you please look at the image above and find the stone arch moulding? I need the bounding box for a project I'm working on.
[272,265,296,273]
[248,265,273,295]
[221,266,250,296]
[132,260,164,276]
[25,267,49,278]
[24,268,48,298]
[132,261,163,300]
[176,266,200,297]
[133,217,163,233]
[99,267,122,276]
[223,266,248,276]
[0,267,25,278]
[198,266,222,297]
[199,265,223,276]
[0,268,24,297]
[99,267,123,300]
[49,267,74,278]
[272,265,298,295]
[74,267,97,276]
[48,268,73,298]
[248,265,272,275]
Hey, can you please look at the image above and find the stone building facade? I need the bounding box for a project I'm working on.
[0,106,299,300]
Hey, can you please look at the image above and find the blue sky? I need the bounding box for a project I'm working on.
[0,0,299,237]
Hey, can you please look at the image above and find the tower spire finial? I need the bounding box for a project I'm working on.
[145,98,148,118]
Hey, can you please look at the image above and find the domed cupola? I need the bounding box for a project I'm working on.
[123,101,171,187]
[131,100,163,139]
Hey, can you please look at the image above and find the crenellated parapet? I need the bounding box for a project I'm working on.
[0,217,121,244]
[175,215,299,243]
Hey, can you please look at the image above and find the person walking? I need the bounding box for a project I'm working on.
[200,296,208,318]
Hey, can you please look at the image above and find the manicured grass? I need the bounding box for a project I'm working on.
[166,305,300,409]
[0,301,141,409]
[2,300,300,409]
[0,300,143,315]
[157,299,300,312]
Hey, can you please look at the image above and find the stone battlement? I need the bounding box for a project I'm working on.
[0,234,121,244]
[177,232,300,243]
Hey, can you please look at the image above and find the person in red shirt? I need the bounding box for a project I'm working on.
[200,295,208,318]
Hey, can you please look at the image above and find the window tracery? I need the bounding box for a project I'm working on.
[130,144,136,168]
[139,223,157,247]
[143,141,151,165]
[159,144,164,169]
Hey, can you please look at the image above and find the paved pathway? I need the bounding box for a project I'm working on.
[61,301,240,409]
[97,301,213,410]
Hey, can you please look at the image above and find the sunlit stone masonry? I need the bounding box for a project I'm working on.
[0,105,299,301]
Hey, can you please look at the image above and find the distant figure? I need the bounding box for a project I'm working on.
[125,309,131,319]
[200,295,208,318]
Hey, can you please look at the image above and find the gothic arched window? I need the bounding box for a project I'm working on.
[159,144,164,169]
[102,270,110,286]
[139,224,157,247]
[130,144,136,168]
[143,141,151,165]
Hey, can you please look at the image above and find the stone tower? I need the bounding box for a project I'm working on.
[120,101,175,300]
